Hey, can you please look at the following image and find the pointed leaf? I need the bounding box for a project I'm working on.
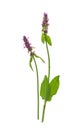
[40,75,51,101]
[50,75,60,98]
[46,35,52,46]
[29,57,33,71]
[34,54,45,63]
[41,33,45,43]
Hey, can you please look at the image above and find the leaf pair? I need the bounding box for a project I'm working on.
[29,54,45,71]
[40,75,60,101]
[41,33,52,46]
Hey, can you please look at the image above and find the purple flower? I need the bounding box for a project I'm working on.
[42,13,49,34]
[23,36,33,52]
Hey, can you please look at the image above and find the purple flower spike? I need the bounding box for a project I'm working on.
[23,36,33,52]
[42,13,49,34]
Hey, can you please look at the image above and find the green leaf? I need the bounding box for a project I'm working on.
[29,57,33,71]
[34,54,45,63]
[41,33,45,43]
[40,75,51,101]
[46,35,52,46]
[50,75,60,98]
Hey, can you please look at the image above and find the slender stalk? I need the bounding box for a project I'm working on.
[42,100,47,122]
[46,42,50,80]
[42,40,50,122]
[33,56,39,120]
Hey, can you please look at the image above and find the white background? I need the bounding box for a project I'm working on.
[0,0,84,129]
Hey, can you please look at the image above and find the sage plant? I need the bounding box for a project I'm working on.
[23,13,60,123]
[40,13,60,122]
[23,36,44,120]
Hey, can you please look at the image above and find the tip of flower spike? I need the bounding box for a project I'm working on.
[23,36,33,52]
[42,13,49,34]
[44,12,48,17]
[44,12,49,20]
[23,36,28,43]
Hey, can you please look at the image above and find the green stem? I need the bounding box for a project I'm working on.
[33,56,39,120]
[42,39,50,122]
[46,42,50,81]
[42,100,47,122]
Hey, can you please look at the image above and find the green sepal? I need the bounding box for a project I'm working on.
[46,35,52,46]
[29,56,33,71]
[50,75,60,98]
[41,33,45,43]
[34,54,45,63]
[40,75,51,101]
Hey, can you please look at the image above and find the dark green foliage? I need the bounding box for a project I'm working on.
[50,76,60,98]
[40,75,51,101]
[40,75,60,101]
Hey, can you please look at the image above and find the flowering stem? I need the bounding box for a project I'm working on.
[46,41,50,80]
[42,39,50,122]
[42,100,47,122]
[33,56,39,120]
